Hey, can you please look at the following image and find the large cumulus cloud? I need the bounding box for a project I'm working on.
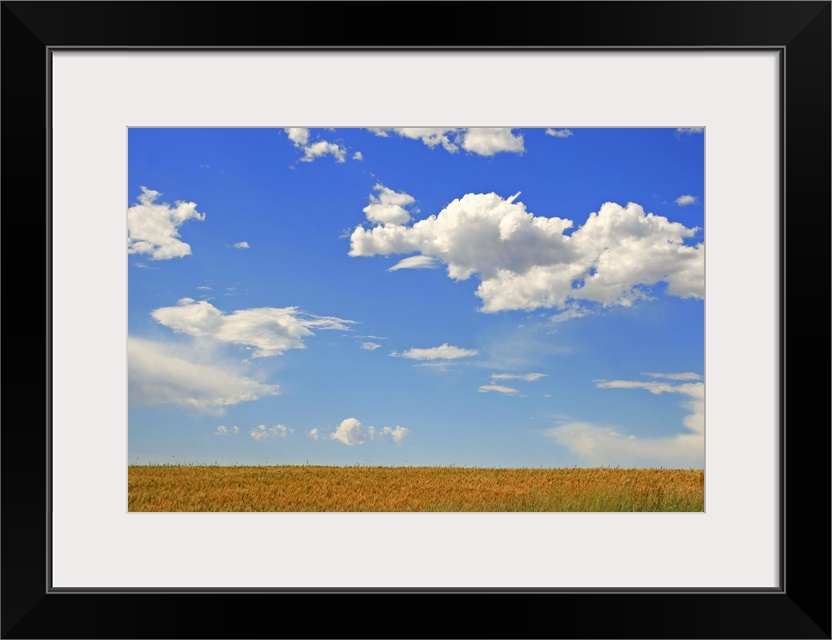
[349,191,703,313]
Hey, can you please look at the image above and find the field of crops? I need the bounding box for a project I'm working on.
[128,465,704,512]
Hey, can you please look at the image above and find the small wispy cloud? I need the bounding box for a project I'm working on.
[478,384,521,395]
[232,241,250,249]
[392,343,479,361]
[675,195,698,206]
[550,305,590,324]
[676,127,704,135]
[545,128,573,138]
[490,373,547,382]
[388,255,440,272]
[360,342,381,351]
[643,372,702,381]
[352,151,363,161]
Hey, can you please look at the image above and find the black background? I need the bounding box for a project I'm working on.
[2,2,829,638]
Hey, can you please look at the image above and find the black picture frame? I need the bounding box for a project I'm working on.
[2,2,829,638]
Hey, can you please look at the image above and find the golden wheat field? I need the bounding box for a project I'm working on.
[128,465,703,512]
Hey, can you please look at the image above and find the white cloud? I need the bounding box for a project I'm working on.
[232,241,250,249]
[360,342,381,351]
[250,424,293,441]
[284,127,347,164]
[393,343,479,361]
[350,193,703,314]
[594,379,703,402]
[643,372,702,381]
[363,183,416,225]
[545,128,573,138]
[312,419,409,445]
[478,384,520,395]
[352,151,363,161]
[490,373,547,382]
[546,378,704,468]
[368,127,525,156]
[215,425,229,436]
[301,314,357,331]
[284,127,310,146]
[388,255,440,271]
[675,195,698,206]
[412,361,456,372]
[232,426,240,435]
[250,426,269,441]
[380,425,409,445]
[128,338,279,412]
[676,127,704,135]
[460,128,525,156]
[150,298,354,358]
[550,305,591,323]
[302,140,346,163]
[127,187,206,260]
[330,418,367,445]
[369,127,460,152]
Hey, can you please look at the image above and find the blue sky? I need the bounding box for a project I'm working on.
[128,127,704,468]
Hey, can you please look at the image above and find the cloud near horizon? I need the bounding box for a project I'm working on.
[350,192,703,314]
[308,418,409,445]
[127,187,205,260]
[546,376,704,468]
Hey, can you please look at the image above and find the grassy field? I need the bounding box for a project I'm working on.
[128,465,704,512]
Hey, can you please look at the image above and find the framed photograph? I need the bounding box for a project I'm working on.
[3,2,829,638]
